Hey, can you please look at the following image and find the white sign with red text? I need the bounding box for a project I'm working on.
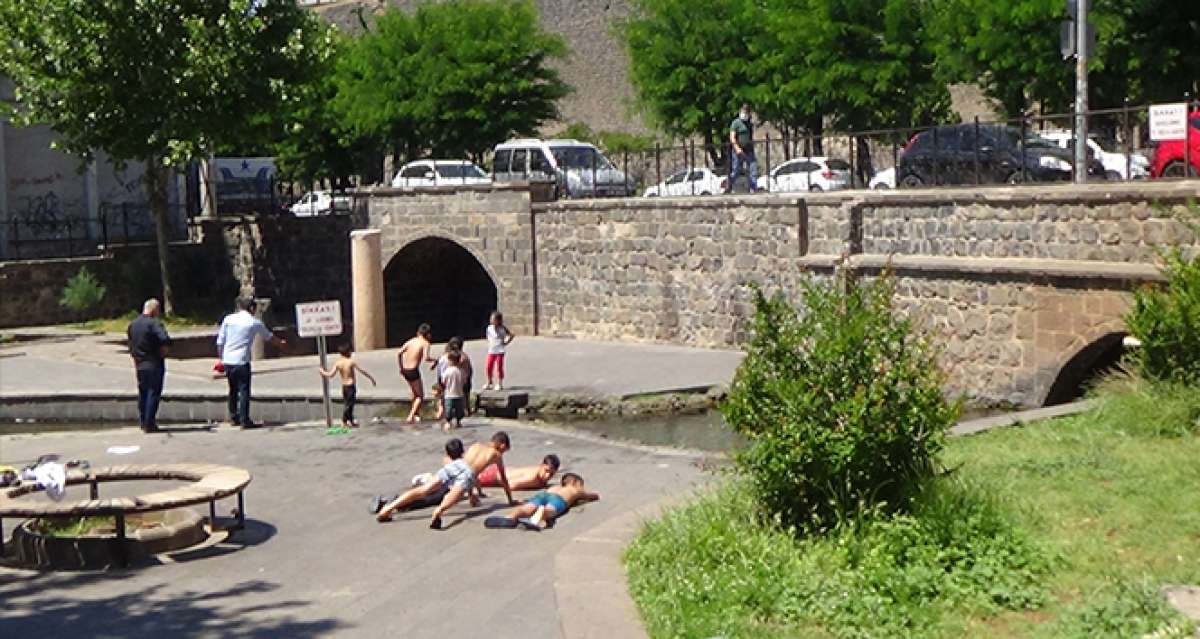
[295,300,343,338]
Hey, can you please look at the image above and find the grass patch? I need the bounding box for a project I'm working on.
[74,311,215,333]
[30,515,118,537]
[626,379,1200,637]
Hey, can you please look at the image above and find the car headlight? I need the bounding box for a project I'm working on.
[1039,156,1072,171]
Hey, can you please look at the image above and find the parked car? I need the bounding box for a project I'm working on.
[1150,110,1200,178]
[896,124,1105,187]
[868,167,895,189]
[390,159,491,188]
[757,157,851,192]
[643,167,726,197]
[290,191,350,217]
[492,139,634,198]
[1039,131,1150,180]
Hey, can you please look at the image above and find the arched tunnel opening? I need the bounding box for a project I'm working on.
[1043,332,1128,406]
[383,237,498,347]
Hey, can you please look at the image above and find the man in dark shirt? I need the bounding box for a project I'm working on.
[127,298,172,433]
[727,103,759,193]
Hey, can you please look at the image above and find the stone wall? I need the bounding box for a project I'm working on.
[363,184,536,342]
[532,181,1200,406]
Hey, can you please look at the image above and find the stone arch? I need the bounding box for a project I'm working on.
[1042,330,1128,406]
[383,235,498,346]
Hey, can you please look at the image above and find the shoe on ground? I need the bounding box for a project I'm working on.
[370,495,386,515]
[141,424,160,433]
[496,383,503,391]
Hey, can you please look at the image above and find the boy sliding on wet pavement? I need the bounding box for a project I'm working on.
[376,431,516,529]
[485,472,599,530]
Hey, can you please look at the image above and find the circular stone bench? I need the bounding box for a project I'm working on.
[0,463,252,566]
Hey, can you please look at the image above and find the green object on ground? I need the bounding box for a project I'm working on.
[627,378,1200,638]
[30,515,118,538]
[325,426,352,436]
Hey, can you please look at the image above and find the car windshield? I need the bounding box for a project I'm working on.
[825,159,850,171]
[551,147,613,170]
[436,164,486,179]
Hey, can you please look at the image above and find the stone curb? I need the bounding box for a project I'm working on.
[555,487,708,639]
[950,399,1096,436]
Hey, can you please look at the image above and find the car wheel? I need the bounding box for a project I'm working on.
[1005,171,1025,184]
[700,191,711,196]
[873,183,891,190]
[809,185,823,192]
[899,174,924,188]
[1162,161,1198,178]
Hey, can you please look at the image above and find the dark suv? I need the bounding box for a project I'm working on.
[896,124,1106,187]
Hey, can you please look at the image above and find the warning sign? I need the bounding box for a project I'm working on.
[1150,103,1189,141]
[295,300,343,338]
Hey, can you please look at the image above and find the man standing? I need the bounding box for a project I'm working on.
[216,298,286,428]
[127,298,172,433]
[727,103,759,194]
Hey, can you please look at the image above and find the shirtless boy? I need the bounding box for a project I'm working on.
[485,472,599,530]
[475,454,559,495]
[376,431,516,529]
[319,344,377,427]
[397,323,435,424]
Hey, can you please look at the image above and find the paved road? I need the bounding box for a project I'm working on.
[0,333,742,400]
[0,418,709,638]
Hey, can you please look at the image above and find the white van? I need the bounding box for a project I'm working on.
[492,139,634,198]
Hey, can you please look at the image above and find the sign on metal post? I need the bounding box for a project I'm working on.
[1150,103,1189,141]
[295,301,343,428]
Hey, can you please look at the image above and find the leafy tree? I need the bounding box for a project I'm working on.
[927,0,1200,116]
[0,0,327,313]
[618,0,764,167]
[758,0,949,170]
[334,0,570,165]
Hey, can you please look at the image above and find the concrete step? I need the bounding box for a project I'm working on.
[476,390,529,418]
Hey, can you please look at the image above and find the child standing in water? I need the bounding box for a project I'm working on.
[440,350,467,432]
[319,344,377,427]
[484,311,514,390]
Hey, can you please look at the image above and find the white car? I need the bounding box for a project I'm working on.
[391,160,491,188]
[290,191,350,217]
[492,139,634,198]
[868,167,895,189]
[643,167,727,197]
[1039,131,1150,180]
[757,157,851,192]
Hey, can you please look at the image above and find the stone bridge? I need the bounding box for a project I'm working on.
[357,181,1200,408]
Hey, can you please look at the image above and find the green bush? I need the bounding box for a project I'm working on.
[721,273,959,531]
[1126,244,1200,384]
[59,266,107,315]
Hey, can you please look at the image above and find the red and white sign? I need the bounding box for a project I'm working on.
[1150,103,1189,141]
[295,300,343,338]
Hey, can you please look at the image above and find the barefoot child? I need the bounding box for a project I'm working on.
[397,323,435,424]
[484,472,599,530]
[376,431,516,529]
[484,311,514,390]
[440,350,467,432]
[433,337,472,420]
[475,454,559,496]
[319,344,377,427]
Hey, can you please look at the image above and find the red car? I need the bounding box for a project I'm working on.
[1151,109,1200,178]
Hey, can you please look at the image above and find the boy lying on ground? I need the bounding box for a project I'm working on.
[484,472,599,530]
[475,454,559,496]
[376,431,516,529]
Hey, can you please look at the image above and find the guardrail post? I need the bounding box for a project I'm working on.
[764,132,771,192]
[654,142,661,189]
[1123,98,1132,180]
[1020,117,1028,182]
[848,134,856,188]
[623,149,629,195]
[932,127,940,185]
[974,117,981,185]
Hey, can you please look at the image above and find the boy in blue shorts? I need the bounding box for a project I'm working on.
[484,472,599,530]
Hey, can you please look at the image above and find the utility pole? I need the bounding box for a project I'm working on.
[1073,0,1089,183]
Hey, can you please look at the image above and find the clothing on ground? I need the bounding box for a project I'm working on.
[127,315,172,370]
[216,310,273,365]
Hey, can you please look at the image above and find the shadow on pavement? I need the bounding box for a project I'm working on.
[0,577,345,637]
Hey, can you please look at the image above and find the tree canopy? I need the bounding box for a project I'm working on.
[0,0,329,312]
[332,0,571,164]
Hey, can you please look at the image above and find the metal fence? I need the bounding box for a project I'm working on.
[550,101,1196,199]
[5,202,188,261]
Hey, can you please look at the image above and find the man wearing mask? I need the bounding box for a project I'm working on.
[728,103,759,194]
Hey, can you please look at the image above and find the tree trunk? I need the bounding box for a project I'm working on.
[144,156,176,315]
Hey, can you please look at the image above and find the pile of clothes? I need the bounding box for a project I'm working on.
[0,455,89,501]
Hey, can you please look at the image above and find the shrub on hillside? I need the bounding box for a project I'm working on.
[721,273,959,531]
[1126,244,1200,384]
[59,266,107,315]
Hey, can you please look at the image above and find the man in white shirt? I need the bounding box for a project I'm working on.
[216,298,286,428]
